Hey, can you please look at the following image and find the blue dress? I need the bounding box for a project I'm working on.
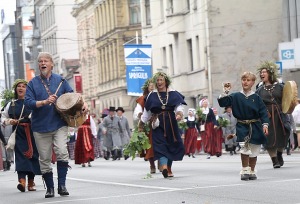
[218,92,269,145]
[8,99,41,175]
[145,90,186,161]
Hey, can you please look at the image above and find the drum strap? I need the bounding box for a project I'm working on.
[39,75,64,97]
[39,75,53,96]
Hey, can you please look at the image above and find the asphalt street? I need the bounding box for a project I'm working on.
[1,151,300,204]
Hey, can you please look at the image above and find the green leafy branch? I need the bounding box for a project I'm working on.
[217,117,230,127]
[178,119,188,130]
[1,89,14,107]
[123,128,151,160]
[196,107,206,122]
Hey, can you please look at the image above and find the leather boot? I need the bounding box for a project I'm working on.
[112,149,118,161]
[271,157,281,168]
[6,161,11,171]
[28,179,36,191]
[277,151,284,166]
[249,157,257,180]
[104,151,110,160]
[57,161,69,196]
[167,166,174,177]
[3,161,7,171]
[43,172,55,198]
[45,188,55,198]
[161,165,168,178]
[17,178,26,192]
[117,150,122,160]
[241,154,249,168]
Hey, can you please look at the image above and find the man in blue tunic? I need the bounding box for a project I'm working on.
[218,72,269,181]
[25,52,88,198]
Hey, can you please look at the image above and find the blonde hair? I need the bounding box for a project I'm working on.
[241,72,256,81]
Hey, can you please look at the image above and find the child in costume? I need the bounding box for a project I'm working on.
[218,72,269,180]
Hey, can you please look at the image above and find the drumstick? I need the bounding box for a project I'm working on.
[49,79,65,106]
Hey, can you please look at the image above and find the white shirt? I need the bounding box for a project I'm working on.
[292,104,300,124]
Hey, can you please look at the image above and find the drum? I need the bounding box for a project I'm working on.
[282,81,298,114]
[56,93,86,127]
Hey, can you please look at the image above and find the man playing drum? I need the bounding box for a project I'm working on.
[25,52,88,198]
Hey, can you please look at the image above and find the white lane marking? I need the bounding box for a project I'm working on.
[67,176,180,190]
[34,189,177,204]
[34,178,300,204]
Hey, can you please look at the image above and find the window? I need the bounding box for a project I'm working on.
[187,0,190,11]
[129,0,141,25]
[187,39,194,71]
[162,47,167,69]
[169,44,174,75]
[196,36,200,69]
[160,0,164,21]
[167,0,174,14]
[145,0,151,25]
[193,0,197,10]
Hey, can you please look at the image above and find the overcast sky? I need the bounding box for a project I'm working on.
[0,0,16,80]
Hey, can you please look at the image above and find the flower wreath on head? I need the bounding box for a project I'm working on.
[13,79,28,89]
[256,61,278,83]
[152,72,172,88]
[141,78,153,92]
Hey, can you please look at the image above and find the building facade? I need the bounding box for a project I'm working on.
[72,0,98,114]
[33,0,79,76]
[88,0,141,126]
[141,0,285,110]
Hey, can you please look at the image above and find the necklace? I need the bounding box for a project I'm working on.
[157,90,169,110]
[263,84,275,92]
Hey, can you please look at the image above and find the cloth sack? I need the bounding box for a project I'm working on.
[6,129,16,150]
[200,124,205,132]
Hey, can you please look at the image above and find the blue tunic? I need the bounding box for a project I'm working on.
[218,92,269,145]
[8,99,41,175]
[145,90,186,161]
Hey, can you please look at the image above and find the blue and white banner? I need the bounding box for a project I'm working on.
[124,44,152,96]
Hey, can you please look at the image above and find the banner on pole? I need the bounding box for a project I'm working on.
[74,74,83,93]
[124,44,152,96]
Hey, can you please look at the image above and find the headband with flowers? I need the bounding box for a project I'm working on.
[13,79,28,89]
[141,78,153,92]
[152,72,172,88]
[257,61,278,83]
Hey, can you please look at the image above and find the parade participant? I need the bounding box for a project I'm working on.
[1,118,14,171]
[91,114,101,158]
[67,127,76,160]
[199,98,218,159]
[133,79,156,173]
[140,72,186,178]
[2,79,41,192]
[184,108,199,158]
[213,108,223,157]
[116,107,131,160]
[102,107,122,161]
[256,61,289,168]
[97,111,107,158]
[292,99,300,149]
[0,129,3,171]
[25,52,88,198]
[218,72,269,180]
[222,106,238,155]
[74,114,96,167]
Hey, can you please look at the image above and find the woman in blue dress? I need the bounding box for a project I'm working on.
[140,72,186,178]
[1,79,41,192]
